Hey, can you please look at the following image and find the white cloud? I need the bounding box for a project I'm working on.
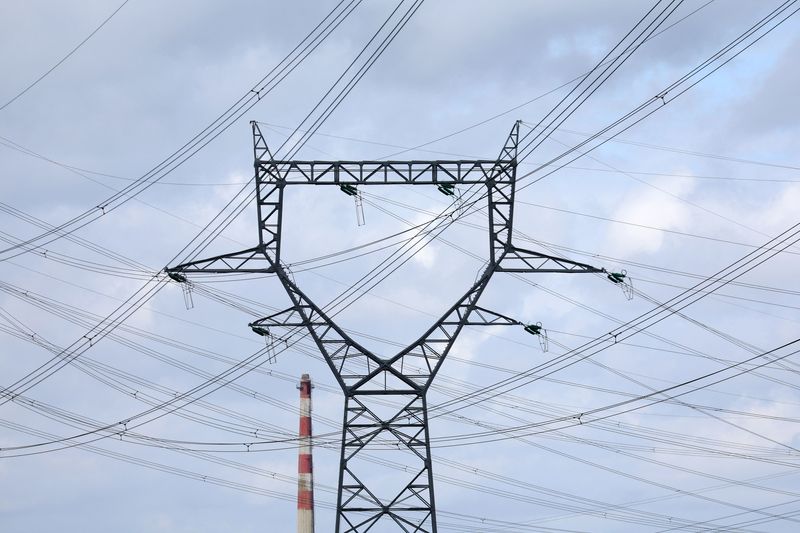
[604,174,695,257]
[2,2,799,531]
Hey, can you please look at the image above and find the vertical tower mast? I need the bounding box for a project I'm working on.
[298,373,315,533]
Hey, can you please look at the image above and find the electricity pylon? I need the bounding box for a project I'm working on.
[166,121,604,532]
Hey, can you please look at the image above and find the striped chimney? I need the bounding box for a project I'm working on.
[297,373,314,533]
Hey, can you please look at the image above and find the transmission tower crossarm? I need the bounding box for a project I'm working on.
[249,305,329,329]
[165,246,274,274]
[496,245,603,273]
[445,305,521,326]
[259,159,512,186]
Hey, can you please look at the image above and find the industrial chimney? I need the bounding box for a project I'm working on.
[297,373,314,533]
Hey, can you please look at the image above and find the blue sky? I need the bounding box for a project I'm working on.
[1,1,799,531]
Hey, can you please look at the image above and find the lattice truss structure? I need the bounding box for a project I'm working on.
[167,121,604,532]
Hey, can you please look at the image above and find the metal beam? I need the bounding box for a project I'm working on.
[497,246,604,274]
[257,159,513,185]
[166,246,274,274]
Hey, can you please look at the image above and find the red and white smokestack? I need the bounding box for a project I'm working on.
[297,373,314,533]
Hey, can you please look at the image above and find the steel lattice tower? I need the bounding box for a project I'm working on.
[166,121,604,531]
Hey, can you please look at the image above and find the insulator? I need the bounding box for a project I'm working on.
[167,271,187,283]
[339,184,358,196]
[437,183,456,196]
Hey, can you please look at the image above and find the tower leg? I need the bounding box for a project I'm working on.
[335,392,436,532]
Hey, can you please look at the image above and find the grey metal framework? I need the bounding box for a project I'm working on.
[167,121,603,532]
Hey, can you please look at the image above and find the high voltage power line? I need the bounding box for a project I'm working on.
[2,1,800,531]
[0,0,788,462]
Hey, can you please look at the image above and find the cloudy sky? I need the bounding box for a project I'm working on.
[1,0,799,531]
